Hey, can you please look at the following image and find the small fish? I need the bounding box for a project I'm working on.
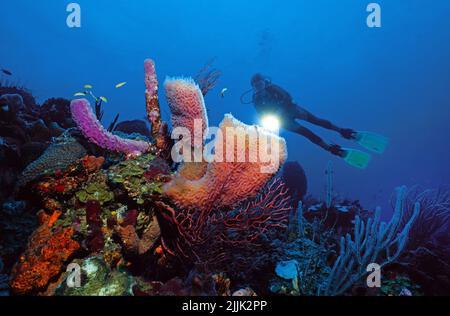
[99,96,108,103]
[115,82,127,88]
[220,87,228,98]
[1,69,12,76]
[74,92,86,97]
[84,84,93,89]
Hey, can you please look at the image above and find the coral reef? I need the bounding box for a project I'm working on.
[55,256,134,296]
[0,89,76,205]
[75,179,114,204]
[267,203,335,296]
[108,153,166,205]
[318,186,420,296]
[379,273,421,296]
[10,211,80,295]
[1,58,446,298]
[115,216,160,256]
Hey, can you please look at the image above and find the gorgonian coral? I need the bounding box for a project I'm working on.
[396,186,450,252]
[156,177,292,271]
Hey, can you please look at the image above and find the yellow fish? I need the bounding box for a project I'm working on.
[74,92,86,96]
[84,84,93,89]
[99,96,108,103]
[115,82,127,88]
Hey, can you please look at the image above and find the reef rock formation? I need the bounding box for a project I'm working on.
[40,98,75,129]
[115,120,150,137]
[281,161,308,205]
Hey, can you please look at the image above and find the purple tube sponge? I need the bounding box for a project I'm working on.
[70,98,150,156]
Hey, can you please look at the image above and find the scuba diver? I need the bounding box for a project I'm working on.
[242,74,388,169]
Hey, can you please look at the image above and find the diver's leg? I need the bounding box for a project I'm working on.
[294,106,356,139]
[284,120,345,157]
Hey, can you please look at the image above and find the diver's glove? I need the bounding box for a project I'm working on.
[340,128,357,140]
[328,144,346,157]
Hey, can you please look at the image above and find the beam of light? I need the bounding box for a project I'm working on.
[261,114,280,132]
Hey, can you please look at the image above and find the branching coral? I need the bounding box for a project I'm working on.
[318,186,420,296]
[71,99,151,156]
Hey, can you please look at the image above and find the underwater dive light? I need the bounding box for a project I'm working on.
[261,114,281,132]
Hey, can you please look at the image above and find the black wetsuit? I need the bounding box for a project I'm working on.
[253,83,353,156]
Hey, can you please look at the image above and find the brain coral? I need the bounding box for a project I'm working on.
[16,137,87,189]
[163,114,287,212]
